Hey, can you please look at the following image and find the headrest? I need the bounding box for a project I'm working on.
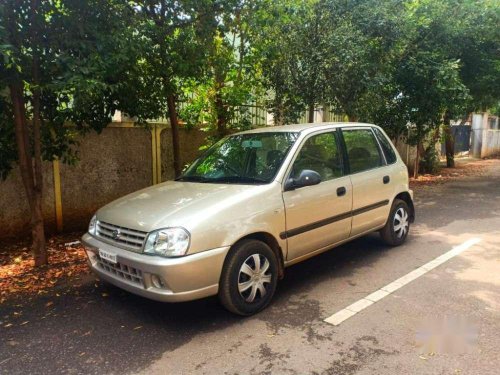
[349,147,371,159]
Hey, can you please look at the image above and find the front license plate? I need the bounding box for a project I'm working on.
[99,249,117,264]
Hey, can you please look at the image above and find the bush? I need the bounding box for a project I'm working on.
[419,145,440,174]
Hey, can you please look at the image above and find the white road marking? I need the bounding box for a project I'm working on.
[324,237,482,326]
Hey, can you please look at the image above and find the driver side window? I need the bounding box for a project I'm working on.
[291,132,343,182]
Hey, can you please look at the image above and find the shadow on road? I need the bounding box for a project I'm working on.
[0,233,395,375]
[2,163,499,374]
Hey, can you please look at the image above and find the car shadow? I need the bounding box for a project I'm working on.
[0,233,402,375]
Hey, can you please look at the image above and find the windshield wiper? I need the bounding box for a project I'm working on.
[176,175,267,184]
[175,175,211,183]
[208,176,268,184]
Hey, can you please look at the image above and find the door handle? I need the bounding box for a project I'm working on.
[337,187,346,196]
[383,175,390,184]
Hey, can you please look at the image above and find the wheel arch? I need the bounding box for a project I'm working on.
[393,191,415,222]
[228,232,285,279]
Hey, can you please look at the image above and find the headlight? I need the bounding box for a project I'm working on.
[88,214,97,235]
[144,227,190,257]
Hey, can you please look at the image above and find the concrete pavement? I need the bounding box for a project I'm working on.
[1,159,499,374]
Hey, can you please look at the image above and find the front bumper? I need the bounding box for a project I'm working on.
[81,233,230,302]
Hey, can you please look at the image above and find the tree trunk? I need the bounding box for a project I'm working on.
[31,61,47,265]
[167,94,181,178]
[215,90,227,138]
[413,140,421,179]
[31,191,46,266]
[275,103,284,126]
[443,110,455,168]
[214,68,227,139]
[9,81,47,266]
[6,0,47,266]
[308,103,314,123]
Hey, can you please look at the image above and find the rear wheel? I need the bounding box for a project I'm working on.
[219,239,278,316]
[380,199,410,246]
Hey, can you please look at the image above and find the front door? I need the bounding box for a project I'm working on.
[282,130,353,261]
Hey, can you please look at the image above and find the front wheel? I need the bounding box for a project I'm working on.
[380,199,410,246]
[219,239,278,316]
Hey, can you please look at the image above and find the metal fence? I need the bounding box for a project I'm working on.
[176,99,346,127]
[440,125,472,155]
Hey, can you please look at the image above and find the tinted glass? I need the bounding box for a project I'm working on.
[291,132,343,182]
[181,132,298,184]
[343,129,383,173]
[373,128,397,164]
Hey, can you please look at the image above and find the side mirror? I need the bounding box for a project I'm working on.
[284,169,322,191]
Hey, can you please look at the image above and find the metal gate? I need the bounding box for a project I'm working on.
[441,125,471,155]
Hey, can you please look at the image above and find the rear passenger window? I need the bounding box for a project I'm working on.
[373,128,397,164]
[291,132,343,182]
[342,129,383,173]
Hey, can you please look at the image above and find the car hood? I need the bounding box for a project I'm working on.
[96,181,271,233]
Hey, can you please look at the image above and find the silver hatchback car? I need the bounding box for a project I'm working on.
[82,123,414,315]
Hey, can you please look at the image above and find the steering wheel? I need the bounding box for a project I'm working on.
[216,159,240,176]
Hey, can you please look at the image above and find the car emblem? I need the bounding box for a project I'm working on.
[112,229,121,240]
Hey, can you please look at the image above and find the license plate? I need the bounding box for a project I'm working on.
[99,249,117,264]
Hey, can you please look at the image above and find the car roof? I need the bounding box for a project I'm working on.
[236,122,377,135]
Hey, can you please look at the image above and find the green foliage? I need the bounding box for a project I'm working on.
[0,0,139,176]
[419,144,440,174]
[176,1,266,146]
[0,93,15,180]
[118,0,221,123]
[1,0,498,180]
[248,0,320,124]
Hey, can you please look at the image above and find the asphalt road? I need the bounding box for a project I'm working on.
[1,159,499,375]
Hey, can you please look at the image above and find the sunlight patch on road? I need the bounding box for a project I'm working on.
[324,238,482,326]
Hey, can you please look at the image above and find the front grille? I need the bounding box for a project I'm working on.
[96,221,147,251]
[97,257,143,285]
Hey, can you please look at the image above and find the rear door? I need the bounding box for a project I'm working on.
[341,127,393,236]
[282,130,353,261]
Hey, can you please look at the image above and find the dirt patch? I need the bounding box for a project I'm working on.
[0,232,89,304]
[258,343,290,373]
[410,158,497,189]
[261,296,323,334]
[322,336,399,375]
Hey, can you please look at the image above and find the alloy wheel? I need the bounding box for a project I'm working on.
[238,254,272,303]
[393,207,409,238]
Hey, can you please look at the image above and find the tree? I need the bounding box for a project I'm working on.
[121,0,220,177]
[179,0,264,142]
[0,0,137,265]
[444,0,500,166]
[290,1,329,123]
[321,0,396,122]
[343,0,473,176]
[249,0,325,124]
[373,0,498,170]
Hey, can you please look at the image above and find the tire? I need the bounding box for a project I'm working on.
[380,199,410,246]
[219,239,278,316]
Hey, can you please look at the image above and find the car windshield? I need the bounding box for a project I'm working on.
[178,132,299,184]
